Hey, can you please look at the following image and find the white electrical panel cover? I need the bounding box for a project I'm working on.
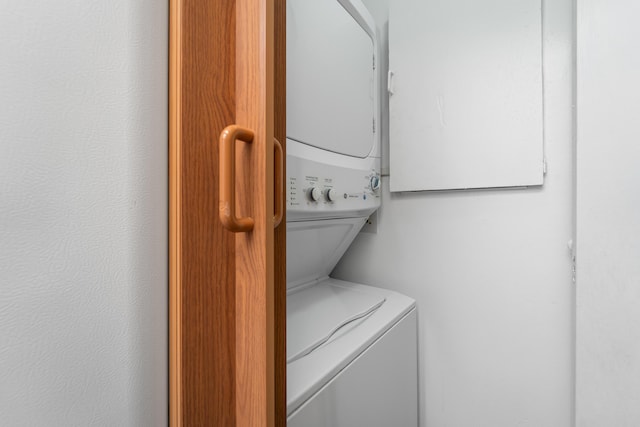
[389,0,543,191]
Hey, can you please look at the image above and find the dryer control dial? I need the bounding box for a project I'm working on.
[308,187,322,202]
[370,175,381,192]
[325,188,337,202]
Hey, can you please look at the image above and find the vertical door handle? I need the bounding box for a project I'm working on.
[219,125,255,232]
[273,138,284,227]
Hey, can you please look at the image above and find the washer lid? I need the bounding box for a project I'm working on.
[287,0,376,158]
[286,279,416,415]
[287,282,385,363]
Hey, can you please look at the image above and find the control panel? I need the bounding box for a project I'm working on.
[287,154,381,221]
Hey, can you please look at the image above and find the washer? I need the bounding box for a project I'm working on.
[286,0,418,425]
[287,279,417,426]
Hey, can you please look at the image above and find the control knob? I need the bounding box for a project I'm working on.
[370,175,381,191]
[325,188,337,202]
[308,187,322,202]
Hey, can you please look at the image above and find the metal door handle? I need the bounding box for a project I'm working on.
[219,125,255,233]
[273,138,284,227]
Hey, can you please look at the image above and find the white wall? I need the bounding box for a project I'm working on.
[576,1,640,425]
[333,0,574,426]
[0,1,167,425]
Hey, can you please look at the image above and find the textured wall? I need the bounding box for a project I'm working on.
[576,1,640,425]
[334,0,574,425]
[0,1,167,425]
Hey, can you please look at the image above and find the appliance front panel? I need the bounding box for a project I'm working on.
[287,309,418,425]
[286,218,367,289]
[287,0,375,158]
[286,143,380,222]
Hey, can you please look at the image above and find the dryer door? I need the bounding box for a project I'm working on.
[287,0,375,158]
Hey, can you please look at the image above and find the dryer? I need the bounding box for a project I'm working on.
[286,0,418,425]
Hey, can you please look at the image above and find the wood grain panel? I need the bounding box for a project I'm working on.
[234,0,275,425]
[274,0,286,424]
[171,0,285,425]
[170,0,237,425]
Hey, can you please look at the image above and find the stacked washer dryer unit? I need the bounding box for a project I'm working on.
[286,0,418,425]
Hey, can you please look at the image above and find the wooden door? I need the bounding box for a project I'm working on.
[169,0,286,425]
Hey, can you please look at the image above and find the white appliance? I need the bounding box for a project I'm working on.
[286,0,418,425]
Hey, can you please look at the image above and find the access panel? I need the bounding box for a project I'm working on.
[389,0,543,191]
